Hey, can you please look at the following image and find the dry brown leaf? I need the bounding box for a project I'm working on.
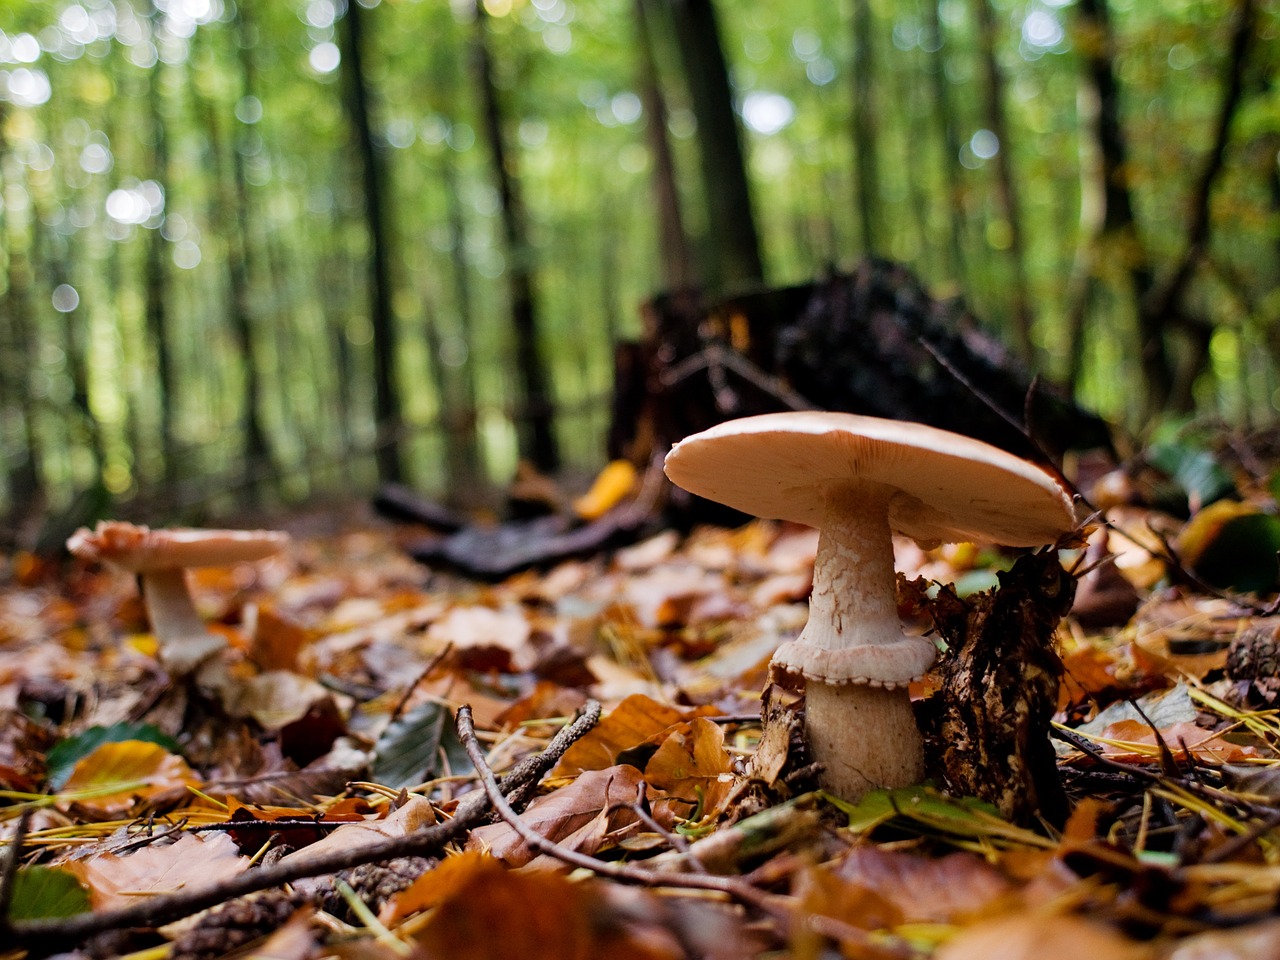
[642,716,736,817]
[1165,918,1280,960]
[789,861,903,957]
[467,764,646,867]
[427,604,535,670]
[67,832,248,911]
[1099,718,1261,763]
[401,853,678,960]
[249,606,312,672]
[933,912,1153,960]
[278,794,437,872]
[833,846,1015,924]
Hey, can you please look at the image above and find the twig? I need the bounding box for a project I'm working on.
[9,702,602,956]
[455,704,781,914]
[1051,725,1160,782]
[0,809,31,937]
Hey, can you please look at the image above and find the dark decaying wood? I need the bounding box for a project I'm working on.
[612,259,1112,482]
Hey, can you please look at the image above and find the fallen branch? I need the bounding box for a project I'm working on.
[6,701,602,955]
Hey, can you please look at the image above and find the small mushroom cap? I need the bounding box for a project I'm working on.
[664,412,1077,546]
[67,521,289,572]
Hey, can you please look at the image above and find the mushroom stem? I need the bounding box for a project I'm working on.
[803,483,903,652]
[806,680,924,799]
[140,569,226,675]
[769,481,934,799]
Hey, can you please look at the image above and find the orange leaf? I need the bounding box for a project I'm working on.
[393,853,672,960]
[553,693,713,777]
[933,912,1152,960]
[61,740,197,815]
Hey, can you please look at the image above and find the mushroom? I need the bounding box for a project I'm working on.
[67,521,290,676]
[663,412,1077,800]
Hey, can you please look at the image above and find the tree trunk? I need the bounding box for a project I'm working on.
[923,0,967,288]
[971,0,1034,362]
[339,0,404,484]
[0,111,44,520]
[470,0,559,473]
[850,0,881,256]
[634,0,696,291]
[665,0,765,291]
[143,14,179,487]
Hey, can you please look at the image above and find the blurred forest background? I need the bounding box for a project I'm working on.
[0,0,1277,535]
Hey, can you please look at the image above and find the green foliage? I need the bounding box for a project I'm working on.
[1,0,1277,518]
[6,866,91,921]
[371,700,474,791]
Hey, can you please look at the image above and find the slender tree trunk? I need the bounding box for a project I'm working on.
[0,114,44,519]
[850,0,881,255]
[441,151,484,499]
[339,0,404,483]
[924,0,967,288]
[470,0,559,472]
[971,0,1034,362]
[665,0,765,290]
[143,15,179,487]
[634,0,696,290]
[197,11,273,505]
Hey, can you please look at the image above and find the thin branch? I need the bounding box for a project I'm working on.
[9,702,602,955]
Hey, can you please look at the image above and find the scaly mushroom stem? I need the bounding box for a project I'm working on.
[770,481,935,800]
[140,568,226,675]
[773,482,935,685]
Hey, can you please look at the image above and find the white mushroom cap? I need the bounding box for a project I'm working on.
[67,521,289,676]
[67,522,289,572]
[664,411,1076,547]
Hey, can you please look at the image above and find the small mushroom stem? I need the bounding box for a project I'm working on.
[140,569,226,675]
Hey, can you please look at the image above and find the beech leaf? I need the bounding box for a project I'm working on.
[371,699,473,790]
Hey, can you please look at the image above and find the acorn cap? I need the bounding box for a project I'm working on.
[664,412,1076,546]
[67,521,289,572]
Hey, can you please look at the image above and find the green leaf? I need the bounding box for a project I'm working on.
[371,701,473,791]
[823,786,1051,849]
[46,723,182,791]
[1147,441,1235,508]
[1188,511,1280,593]
[7,866,91,921]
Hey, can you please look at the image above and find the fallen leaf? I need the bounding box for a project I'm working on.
[67,832,248,911]
[933,912,1153,960]
[553,693,710,777]
[1097,719,1261,763]
[833,846,1014,923]
[468,764,646,867]
[61,739,197,815]
[279,794,437,872]
[7,865,91,920]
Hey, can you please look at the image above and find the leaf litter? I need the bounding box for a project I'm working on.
[5,472,1280,958]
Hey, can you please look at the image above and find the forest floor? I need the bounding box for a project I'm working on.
[4,456,1280,960]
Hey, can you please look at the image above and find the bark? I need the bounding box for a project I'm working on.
[850,0,881,255]
[665,0,764,290]
[470,0,560,472]
[634,0,696,290]
[971,0,1034,362]
[339,0,404,483]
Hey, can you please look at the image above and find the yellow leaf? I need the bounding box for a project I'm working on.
[61,740,197,814]
[573,460,637,521]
